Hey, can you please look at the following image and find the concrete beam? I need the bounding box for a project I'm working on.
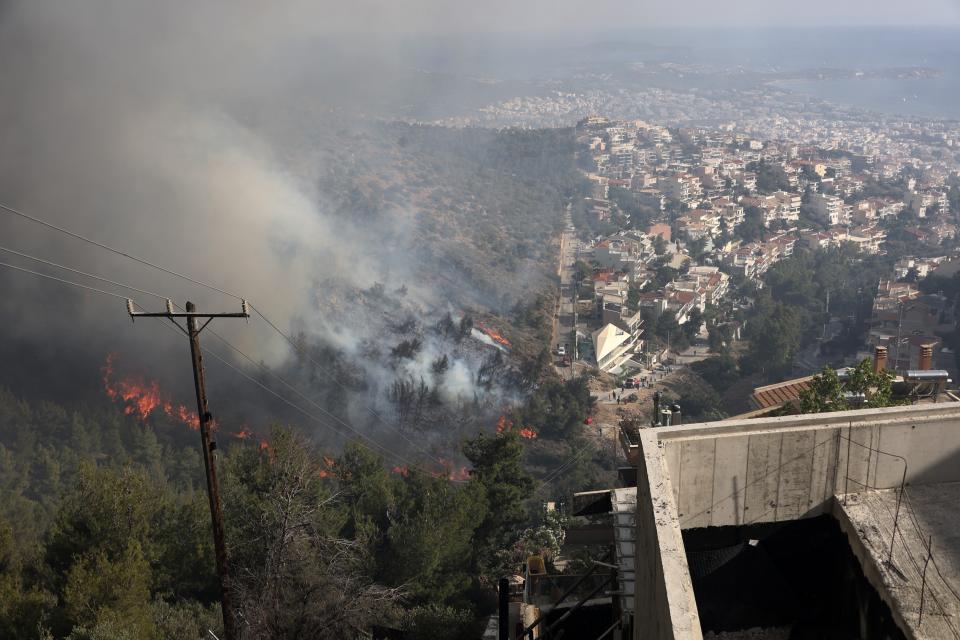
[654,403,960,529]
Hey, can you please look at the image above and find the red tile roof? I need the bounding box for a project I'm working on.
[750,376,813,410]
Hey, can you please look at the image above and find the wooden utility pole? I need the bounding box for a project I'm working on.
[127,298,249,640]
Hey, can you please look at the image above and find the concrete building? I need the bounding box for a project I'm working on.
[621,399,960,639]
[593,323,641,373]
[810,193,849,226]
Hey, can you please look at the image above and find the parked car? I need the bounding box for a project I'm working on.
[556,345,566,356]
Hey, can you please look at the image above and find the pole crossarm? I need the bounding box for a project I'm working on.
[127,297,250,320]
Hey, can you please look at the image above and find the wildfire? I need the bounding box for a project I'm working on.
[392,465,410,477]
[259,439,269,451]
[447,466,470,481]
[102,354,202,430]
[230,426,253,440]
[495,415,538,440]
[437,458,470,481]
[318,455,337,479]
[475,322,511,347]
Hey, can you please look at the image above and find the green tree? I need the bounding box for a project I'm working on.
[653,235,668,256]
[573,260,593,282]
[43,465,163,637]
[799,359,899,414]
[737,206,765,242]
[381,473,487,602]
[463,431,535,577]
[683,308,703,341]
[691,355,740,393]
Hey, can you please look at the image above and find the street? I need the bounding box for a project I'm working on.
[551,204,580,375]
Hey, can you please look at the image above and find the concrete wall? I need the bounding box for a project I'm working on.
[627,402,960,639]
[633,430,702,640]
[655,403,960,529]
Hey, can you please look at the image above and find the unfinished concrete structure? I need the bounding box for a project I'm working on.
[622,401,960,639]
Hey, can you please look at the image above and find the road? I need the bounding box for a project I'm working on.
[551,204,580,376]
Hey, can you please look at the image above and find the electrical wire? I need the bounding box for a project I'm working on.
[185,329,451,480]
[200,325,458,479]
[532,445,593,496]
[0,253,457,481]
[249,303,454,469]
[1,202,470,468]
[0,245,172,301]
[0,201,241,300]
[0,259,132,300]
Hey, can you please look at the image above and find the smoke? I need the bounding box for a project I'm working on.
[0,2,399,366]
[0,0,524,449]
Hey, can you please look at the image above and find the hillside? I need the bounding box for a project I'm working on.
[315,123,586,310]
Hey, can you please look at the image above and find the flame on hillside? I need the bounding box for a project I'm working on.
[318,455,337,479]
[495,415,538,440]
[102,353,203,430]
[446,465,470,481]
[475,322,511,347]
[231,426,253,440]
[438,458,470,481]
[392,462,467,481]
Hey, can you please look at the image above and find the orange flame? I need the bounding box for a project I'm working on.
[495,415,537,439]
[475,322,511,347]
[231,426,253,440]
[448,466,470,481]
[437,458,470,481]
[392,465,410,477]
[102,354,202,430]
[259,439,269,451]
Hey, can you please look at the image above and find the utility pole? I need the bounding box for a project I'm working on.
[127,298,249,640]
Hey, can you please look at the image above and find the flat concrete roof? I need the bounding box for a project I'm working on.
[835,483,960,639]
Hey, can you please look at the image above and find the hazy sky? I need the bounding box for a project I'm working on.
[268,0,960,33]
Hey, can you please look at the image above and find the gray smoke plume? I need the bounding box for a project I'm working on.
[0,0,520,449]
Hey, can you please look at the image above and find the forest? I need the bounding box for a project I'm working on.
[0,356,603,639]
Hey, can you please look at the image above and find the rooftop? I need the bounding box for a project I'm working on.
[835,483,960,639]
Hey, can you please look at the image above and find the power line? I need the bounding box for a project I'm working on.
[151,308,457,481]
[200,325,455,478]
[0,245,171,301]
[0,250,459,481]
[1,202,478,467]
[178,324,451,480]
[0,259,132,300]
[532,445,593,496]
[0,201,240,300]
[249,304,454,469]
